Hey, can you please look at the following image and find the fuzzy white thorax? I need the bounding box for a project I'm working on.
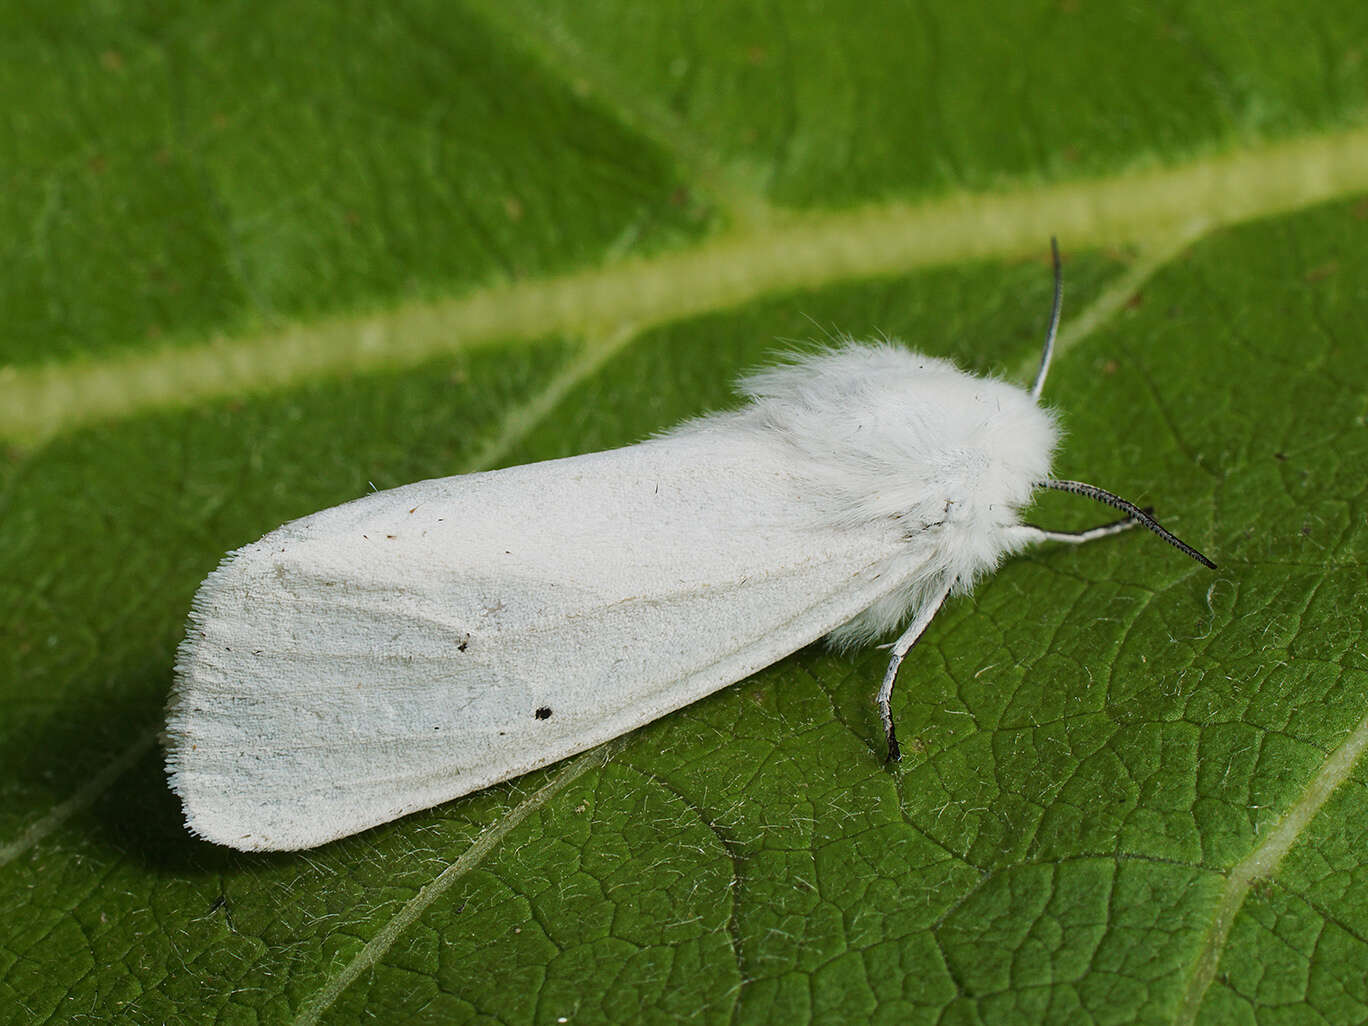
[669,342,1059,644]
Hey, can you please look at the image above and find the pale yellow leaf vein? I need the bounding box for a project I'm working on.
[1175,710,1368,1024]
[460,324,639,473]
[0,728,155,868]
[1011,220,1211,386]
[292,747,608,1026]
[6,127,1368,443]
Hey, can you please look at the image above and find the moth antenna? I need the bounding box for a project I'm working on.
[1029,237,1063,401]
[1038,478,1217,569]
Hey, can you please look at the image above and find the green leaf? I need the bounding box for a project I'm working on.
[3,3,1368,1024]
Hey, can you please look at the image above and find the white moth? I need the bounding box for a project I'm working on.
[165,241,1214,851]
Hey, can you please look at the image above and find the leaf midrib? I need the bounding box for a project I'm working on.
[5,127,1368,444]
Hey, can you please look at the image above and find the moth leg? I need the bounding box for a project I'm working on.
[1013,508,1153,547]
[877,581,953,764]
